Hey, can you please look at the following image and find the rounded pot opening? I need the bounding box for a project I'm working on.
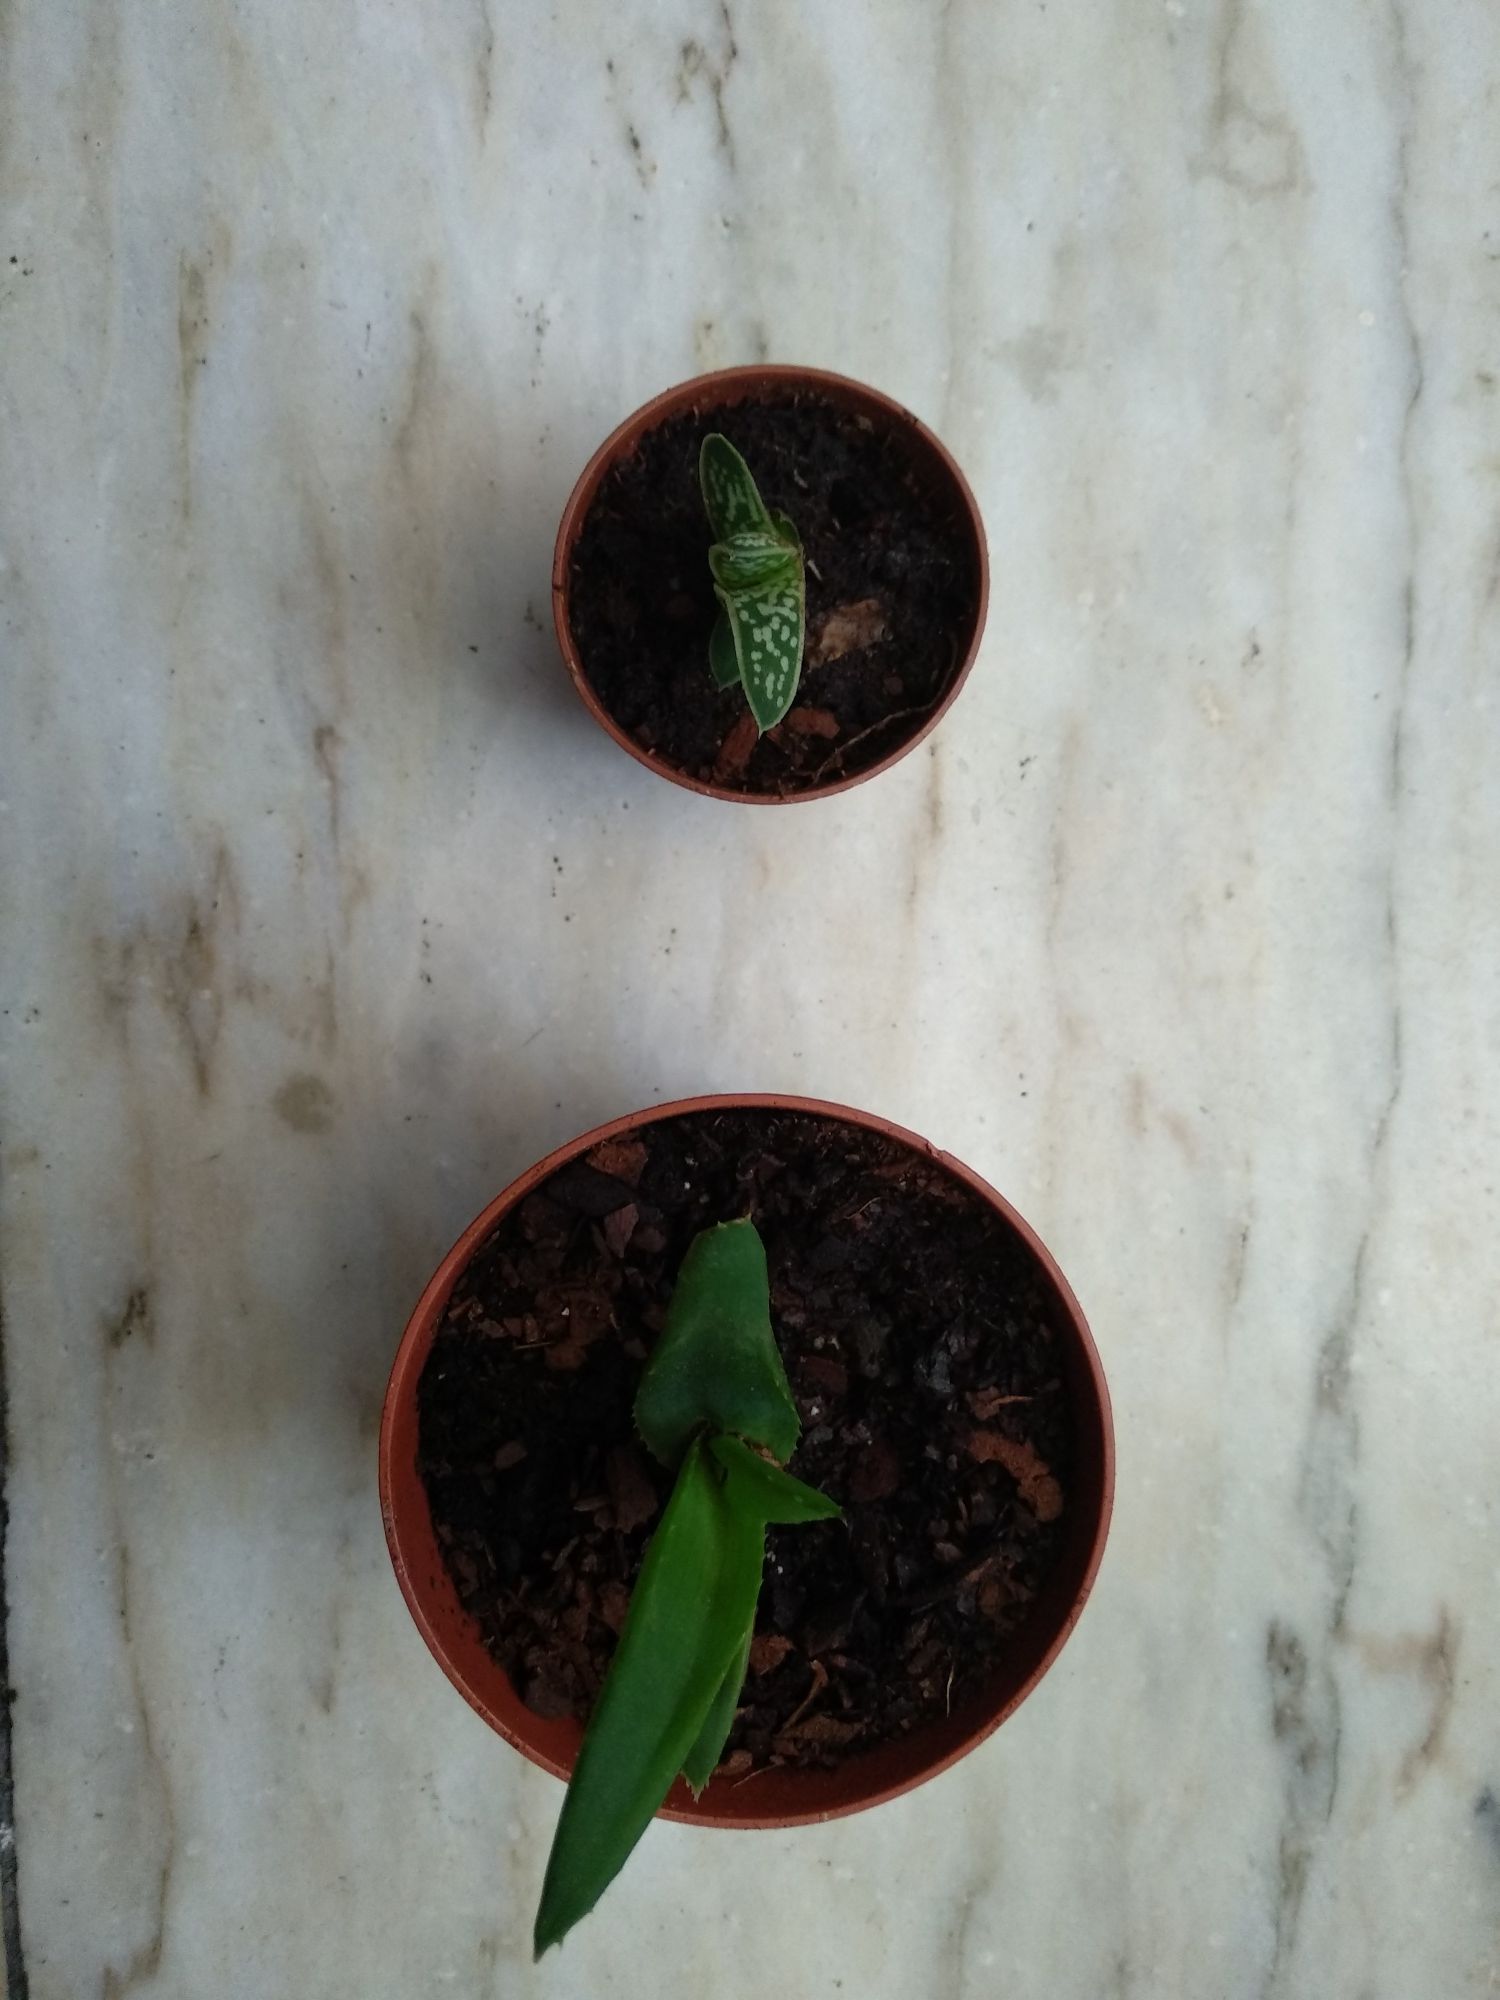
[380,1094,1112,1828]
[552,368,990,805]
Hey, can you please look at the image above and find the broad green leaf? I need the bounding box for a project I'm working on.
[718,576,805,734]
[708,609,743,689]
[709,1432,844,1524]
[533,1438,764,1957]
[708,532,800,596]
[635,1220,800,1469]
[699,432,774,541]
[680,1627,750,1796]
[770,507,802,552]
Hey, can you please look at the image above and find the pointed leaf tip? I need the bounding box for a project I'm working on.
[699,432,774,541]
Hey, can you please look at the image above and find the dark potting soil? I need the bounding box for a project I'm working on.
[566,394,981,794]
[417,1110,1073,1778]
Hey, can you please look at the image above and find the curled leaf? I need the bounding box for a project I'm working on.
[635,1221,800,1469]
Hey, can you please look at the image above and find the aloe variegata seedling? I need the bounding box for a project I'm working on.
[700,434,807,732]
[533,1218,839,1956]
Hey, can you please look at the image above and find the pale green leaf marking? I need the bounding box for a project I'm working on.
[635,1220,799,1470]
[708,531,800,595]
[699,433,774,541]
[719,575,805,733]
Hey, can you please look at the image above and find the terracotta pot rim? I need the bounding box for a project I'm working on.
[380,1093,1114,1829]
[551,366,991,805]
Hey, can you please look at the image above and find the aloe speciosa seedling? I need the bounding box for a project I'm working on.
[700,434,807,733]
[533,1218,839,1956]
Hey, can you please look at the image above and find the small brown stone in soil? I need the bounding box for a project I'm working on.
[800,1354,849,1399]
[848,1436,902,1503]
[749,1632,795,1676]
[493,1440,527,1471]
[809,596,890,665]
[775,1714,861,1755]
[605,1443,659,1533]
[602,1203,638,1257]
[780,705,840,740]
[964,1429,1064,1522]
[598,1580,631,1634]
[713,709,759,783]
[967,1386,1033,1420]
[586,1136,648,1183]
[524,1670,574,1720]
[719,1749,755,1779]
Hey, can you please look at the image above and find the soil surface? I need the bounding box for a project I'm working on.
[417,1110,1072,1776]
[566,393,981,795]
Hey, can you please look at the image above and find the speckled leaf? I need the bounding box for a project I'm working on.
[718,576,806,733]
[770,507,801,552]
[635,1220,800,1469]
[708,531,800,595]
[708,609,743,689]
[699,432,774,541]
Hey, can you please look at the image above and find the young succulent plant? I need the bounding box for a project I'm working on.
[533,1218,839,1957]
[700,434,807,732]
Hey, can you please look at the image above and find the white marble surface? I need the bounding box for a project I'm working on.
[3,1,1498,1994]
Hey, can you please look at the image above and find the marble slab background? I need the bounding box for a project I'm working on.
[2,2,1498,1995]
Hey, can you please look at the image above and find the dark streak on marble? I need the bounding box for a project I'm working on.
[108,1287,153,1350]
[471,0,495,144]
[1476,1789,1500,1864]
[0,1274,31,1997]
[99,1555,174,1999]
[1397,1610,1458,1791]
[1194,0,1307,199]
[1225,1215,1253,1312]
[313,721,342,854]
[95,844,242,1096]
[1262,1621,1341,1997]
[676,4,739,168]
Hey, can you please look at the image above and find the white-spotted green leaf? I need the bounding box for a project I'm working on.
[717,575,805,733]
[708,610,743,690]
[708,532,800,595]
[770,508,801,553]
[699,433,774,541]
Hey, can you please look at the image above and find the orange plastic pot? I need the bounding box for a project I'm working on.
[552,367,989,804]
[380,1094,1112,1829]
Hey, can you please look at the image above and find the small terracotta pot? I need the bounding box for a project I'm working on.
[552,367,990,804]
[380,1095,1112,1830]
